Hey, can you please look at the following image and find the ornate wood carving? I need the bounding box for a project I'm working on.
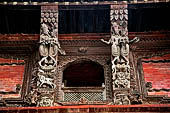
[101,4,140,105]
[0,46,37,107]
[56,55,112,103]
[130,33,170,104]
[25,6,65,107]
[1,4,170,107]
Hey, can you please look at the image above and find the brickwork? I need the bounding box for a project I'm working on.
[0,58,25,98]
[142,54,170,97]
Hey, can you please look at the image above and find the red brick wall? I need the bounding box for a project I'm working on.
[142,54,170,97]
[0,58,25,98]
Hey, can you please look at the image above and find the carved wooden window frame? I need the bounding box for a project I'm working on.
[56,55,112,104]
[135,52,170,104]
[0,40,38,106]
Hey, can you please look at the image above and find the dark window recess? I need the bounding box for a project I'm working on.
[128,3,170,32]
[0,5,40,34]
[63,61,104,87]
[59,5,110,34]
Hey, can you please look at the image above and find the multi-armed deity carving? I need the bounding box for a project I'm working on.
[26,6,65,107]
[101,5,139,105]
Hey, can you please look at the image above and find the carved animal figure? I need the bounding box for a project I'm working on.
[38,75,56,89]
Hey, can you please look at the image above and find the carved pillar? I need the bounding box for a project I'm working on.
[38,5,66,107]
[35,6,58,107]
[109,5,140,105]
[25,5,65,107]
[101,4,139,105]
[110,4,130,105]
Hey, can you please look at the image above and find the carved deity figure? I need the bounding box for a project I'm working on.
[101,22,139,72]
[38,23,66,79]
[39,23,65,57]
[101,22,120,71]
[112,64,130,89]
[114,72,130,88]
[39,23,50,57]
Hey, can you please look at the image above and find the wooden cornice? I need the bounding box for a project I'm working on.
[0,32,170,42]
[0,34,39,42]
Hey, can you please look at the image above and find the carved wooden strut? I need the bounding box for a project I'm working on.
[101,5,139,105]
[26,6,65,107]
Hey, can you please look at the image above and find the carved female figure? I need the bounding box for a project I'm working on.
[101,22,120,71]
[39,23,51,57]
[39,23,65,57]
[50,27,65,57]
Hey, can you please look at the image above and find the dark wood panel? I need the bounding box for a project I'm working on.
[61,46,110,56]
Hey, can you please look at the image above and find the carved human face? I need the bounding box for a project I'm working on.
[42,24,49,35]
[112,22,119,35]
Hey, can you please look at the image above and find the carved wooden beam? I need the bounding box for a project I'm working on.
[0,1,169,6]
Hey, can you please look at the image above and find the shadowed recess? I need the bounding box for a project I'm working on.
[63,60,104,87]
